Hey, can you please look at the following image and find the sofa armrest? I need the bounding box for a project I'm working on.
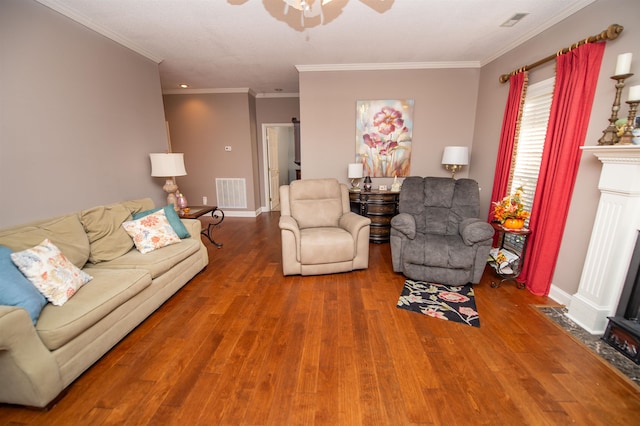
[0,305,63,407]
[339,212,371,238]
[181,219,202,241]
[459,218,494,245]
[390,213,416,239]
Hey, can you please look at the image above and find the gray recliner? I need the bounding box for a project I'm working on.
[279,178,371,276]
[390,177,494,285]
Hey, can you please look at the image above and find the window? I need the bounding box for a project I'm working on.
[504,77,554,250]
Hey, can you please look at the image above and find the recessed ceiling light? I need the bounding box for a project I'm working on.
[179,84,189,88]
[500,13,529,28]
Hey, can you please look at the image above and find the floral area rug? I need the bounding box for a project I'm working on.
[397,280,480,327]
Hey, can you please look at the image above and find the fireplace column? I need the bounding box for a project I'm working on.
[567,146,640,334]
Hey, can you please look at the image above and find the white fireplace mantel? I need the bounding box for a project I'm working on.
[567,145,640,334]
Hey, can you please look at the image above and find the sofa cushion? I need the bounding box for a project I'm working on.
[85,238,200,279]
[36,268,151,350]
[0,214,90,268]
[81,204,134,263]
[10,239,93,306]
[132,205,191,239]
[119,198,155,215]
[0,246,47,324]
[122,209,181,254]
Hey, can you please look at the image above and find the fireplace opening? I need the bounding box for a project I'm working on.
[603,231,640,364]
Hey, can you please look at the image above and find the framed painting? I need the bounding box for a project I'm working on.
[356,99,414,177]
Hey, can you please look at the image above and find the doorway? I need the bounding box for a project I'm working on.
[262,123,297,211]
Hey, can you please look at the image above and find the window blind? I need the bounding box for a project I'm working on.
[505,77,554,251]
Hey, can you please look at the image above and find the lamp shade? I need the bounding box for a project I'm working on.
[348,163,364,179]
[150,153,187,177]
[441,146,469,166]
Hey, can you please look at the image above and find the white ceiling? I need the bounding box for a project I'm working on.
[37,0,596,94]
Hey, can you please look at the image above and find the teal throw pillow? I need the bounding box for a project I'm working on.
[132,205,191,239]
[0,245,48,324]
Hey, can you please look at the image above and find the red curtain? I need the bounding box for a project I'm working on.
[520,42,605,296]
[488,72,528,222]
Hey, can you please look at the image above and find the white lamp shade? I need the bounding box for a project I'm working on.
[348,163,364,178]
[150,153,187,177]
[441,146,469,166]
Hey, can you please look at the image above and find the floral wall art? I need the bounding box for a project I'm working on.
[356,99,414,177]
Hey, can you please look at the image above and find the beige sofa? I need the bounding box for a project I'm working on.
[0,198,208,408]
[279,178,371,276]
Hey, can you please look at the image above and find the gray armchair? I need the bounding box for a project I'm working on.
[279,178,371,276]
[390,177,494,285]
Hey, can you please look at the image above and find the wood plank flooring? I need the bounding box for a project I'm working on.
[2,212,640,425]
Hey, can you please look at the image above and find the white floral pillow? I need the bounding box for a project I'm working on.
[121,209,181,254]
[10,239,93,306]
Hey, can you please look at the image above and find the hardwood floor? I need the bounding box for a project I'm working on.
[2,212,640,425]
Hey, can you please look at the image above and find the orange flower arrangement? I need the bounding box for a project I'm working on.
[492,187,531,223]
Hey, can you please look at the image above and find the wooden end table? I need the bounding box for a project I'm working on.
[179,206,224,248]
[348,190,400,243]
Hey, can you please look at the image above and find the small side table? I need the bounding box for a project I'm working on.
[348,190,399,243]
[179,206,224,248]
[488,222,532,289]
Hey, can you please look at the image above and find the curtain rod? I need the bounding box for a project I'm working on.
[499,24,624,83]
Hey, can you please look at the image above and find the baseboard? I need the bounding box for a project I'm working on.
[548,283,572,307]
[222,209,262,218]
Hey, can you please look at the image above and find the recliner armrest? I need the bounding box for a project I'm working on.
[459,218,494,245]
[279,215,301,239]
[390,213,416,239]
[339,212,371,238]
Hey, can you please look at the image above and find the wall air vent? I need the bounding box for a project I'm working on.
[216,178,247,209]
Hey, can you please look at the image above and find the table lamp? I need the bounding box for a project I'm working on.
[348,163,364,191]
[441,146,469,178]
[150,153,187,210]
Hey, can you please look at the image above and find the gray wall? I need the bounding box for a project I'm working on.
[162,93,300,212]
[0,0,169,227]
[162,92,260,212]
[298,68,480,187]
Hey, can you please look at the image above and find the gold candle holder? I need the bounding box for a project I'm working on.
[618,100,639,145]
[599,73,633,145]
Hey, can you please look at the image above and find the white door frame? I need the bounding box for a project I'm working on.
[262,123,293,212]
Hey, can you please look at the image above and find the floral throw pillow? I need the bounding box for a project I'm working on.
[121,209,181,254]
[10,239,93,306]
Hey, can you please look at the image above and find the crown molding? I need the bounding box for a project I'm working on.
[255,92,300,98]
[35,0,163,64]
[163,89,299,97]
[162,87,256,95]
[296,62,481,72]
